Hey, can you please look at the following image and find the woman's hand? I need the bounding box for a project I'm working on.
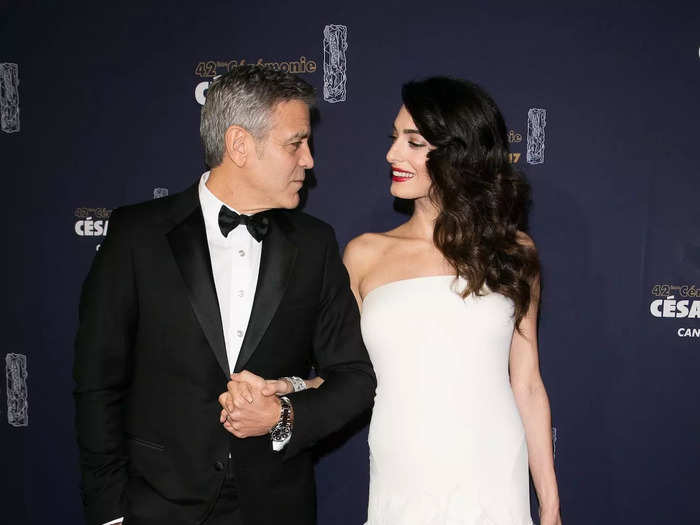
[220,374,326,410]
[259,376,325,396]
[306,376,324,389]
[260,378,294,396]
[539,505,562,525]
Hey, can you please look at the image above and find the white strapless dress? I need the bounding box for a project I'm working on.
[362,276,533,525]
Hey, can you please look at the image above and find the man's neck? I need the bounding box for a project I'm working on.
[207,166,272,215]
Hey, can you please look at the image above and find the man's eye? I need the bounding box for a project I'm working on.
[290,142,302,149]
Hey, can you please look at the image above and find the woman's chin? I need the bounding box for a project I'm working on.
[390,184,424,200]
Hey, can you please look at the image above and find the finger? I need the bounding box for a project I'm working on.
[279,378,292,394]
[237,370,265,388]
[228,381,248,410]
[261,383,276,396]
[243,382,254,403]
[232,382,253,406]
[262,379,287,396]
[218,393,228,410]
[220,408,227,423]
[234,370,251,383]
[233,390,244,408]
[224,414,239,434]
[222,389,235,413]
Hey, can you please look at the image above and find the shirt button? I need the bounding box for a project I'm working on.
[236,330,244,338]
[238,250,246,257]
[214,461,225,471]
[237,289,245,298]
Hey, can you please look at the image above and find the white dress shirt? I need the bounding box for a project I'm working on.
[199,171,261,372]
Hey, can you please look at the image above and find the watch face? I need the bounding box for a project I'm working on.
[271,427,291,441]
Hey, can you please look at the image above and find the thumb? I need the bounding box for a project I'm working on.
[263,379,290,396]
[261,382,278,396]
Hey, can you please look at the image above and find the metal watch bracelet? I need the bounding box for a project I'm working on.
[270,395,293,443]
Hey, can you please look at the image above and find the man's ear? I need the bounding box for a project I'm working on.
[224,126,250,167]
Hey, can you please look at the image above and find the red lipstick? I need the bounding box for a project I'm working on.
[391,166,414,182]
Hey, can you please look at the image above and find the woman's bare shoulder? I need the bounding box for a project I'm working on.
[346,228,414,278]
[344,231,396,268]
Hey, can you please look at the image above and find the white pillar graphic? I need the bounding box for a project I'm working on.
[526,108,546,165]
[6,353,28,427]
[323,25,348,103]
[1,63,20,134]
[153,187,169,199]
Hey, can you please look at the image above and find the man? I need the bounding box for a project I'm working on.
[74,66,376,525]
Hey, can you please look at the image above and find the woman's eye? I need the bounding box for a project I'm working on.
[388,134,398,141]
[408,141,425,148]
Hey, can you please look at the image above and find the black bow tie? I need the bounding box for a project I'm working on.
[218,206,270,242]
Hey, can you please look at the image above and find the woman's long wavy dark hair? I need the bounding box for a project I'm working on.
[402,77,540,327]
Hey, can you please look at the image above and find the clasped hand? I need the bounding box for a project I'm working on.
[218,370,292,438]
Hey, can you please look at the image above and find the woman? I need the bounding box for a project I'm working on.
[345,77,560,524]
[226,77,561,524]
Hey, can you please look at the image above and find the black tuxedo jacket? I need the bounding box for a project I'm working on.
[74,183,376,525]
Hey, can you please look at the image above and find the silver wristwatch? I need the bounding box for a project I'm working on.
[270,396,293,444]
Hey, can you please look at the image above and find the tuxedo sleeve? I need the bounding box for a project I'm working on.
[283,226,376,459]
[73,208,136,525]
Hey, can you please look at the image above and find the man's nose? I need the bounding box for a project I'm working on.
[300,142,314,169]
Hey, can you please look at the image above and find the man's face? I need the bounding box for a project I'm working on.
[247,99,313,210]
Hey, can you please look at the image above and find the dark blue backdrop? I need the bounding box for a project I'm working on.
[2,1,699,523]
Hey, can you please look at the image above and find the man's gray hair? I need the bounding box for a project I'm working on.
[200,65,316,168]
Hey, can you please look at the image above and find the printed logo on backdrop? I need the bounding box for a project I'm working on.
[74,207,111,237]
[507,108,546,165]
[154,187,168,199]
[6,353,28,427]
[74,190,164,251]
[1,63,20,134]
[649,283,700,338]
[323,24,348,103]
[74,207,111,251]
[192,24,347,105]
[508,129,523,164]
[193,56,319,105]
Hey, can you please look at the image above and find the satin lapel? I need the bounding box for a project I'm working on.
[234,214,297,372]
[167,207,229,378]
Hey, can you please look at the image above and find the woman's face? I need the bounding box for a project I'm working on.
[386,105,434,199]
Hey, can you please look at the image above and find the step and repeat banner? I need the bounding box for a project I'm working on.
[1,2,698,524]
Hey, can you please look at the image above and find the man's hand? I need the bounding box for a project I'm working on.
[217,370,283,438]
